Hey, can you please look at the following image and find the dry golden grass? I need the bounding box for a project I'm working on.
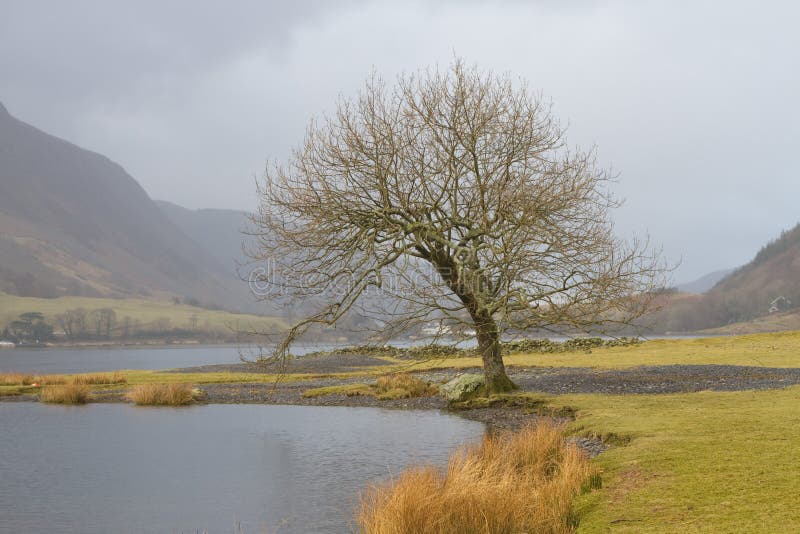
[40,384,89,404]
[374,373,438,400]
[0,373,68,386]
[1,372,126,386]
[125,383,195,406]
[358,421,597,534]
[70,372,127,385]
[0,373,34,385]
[301,373,438,400]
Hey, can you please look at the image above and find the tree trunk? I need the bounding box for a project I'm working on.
[475,315,516,394]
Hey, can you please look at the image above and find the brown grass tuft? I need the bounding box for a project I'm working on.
[125,383,195,406]
[374,373,438,400]
[357,420,597,534]
[71,372,127,385]
[1,373,68,386]
[40,384,89,404]
[0,373,34,386]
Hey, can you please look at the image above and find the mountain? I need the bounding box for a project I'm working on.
[155,200,251,273]
[0,101,255,311]
[651,224,800,333]
[706,224,800,322]
[676,268,733,294]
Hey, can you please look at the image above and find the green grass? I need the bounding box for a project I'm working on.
[388,331,800,371]
[560,386,800,532]
[0,291,286,335]
[301,383,373,398]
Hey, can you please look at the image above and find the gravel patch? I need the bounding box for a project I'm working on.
[507,364,800,394]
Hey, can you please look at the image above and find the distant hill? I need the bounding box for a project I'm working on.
[676,268,733,294]
[0,101,256,312]
[650,224,800,333]
[706,224,800,322]
[155,200,251,274]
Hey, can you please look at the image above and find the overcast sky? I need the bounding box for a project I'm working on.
[1,0,798,282]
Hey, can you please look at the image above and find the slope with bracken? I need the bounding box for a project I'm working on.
[0,101,254,312]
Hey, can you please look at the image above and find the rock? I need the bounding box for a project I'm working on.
[440,374,485,402]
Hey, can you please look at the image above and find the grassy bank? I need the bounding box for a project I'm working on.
[390,330,800,371]
[0,369,317,397]
[560,386,800,532]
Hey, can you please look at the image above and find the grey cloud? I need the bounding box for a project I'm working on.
[1,0,798,282]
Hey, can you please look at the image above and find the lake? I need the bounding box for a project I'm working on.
[0,335,703,375]
[0,403,484,533]
[0,344,347,374]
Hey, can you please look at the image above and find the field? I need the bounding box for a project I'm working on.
[0,291,286,336]
[388,331,800,371]
[567,386,800,532]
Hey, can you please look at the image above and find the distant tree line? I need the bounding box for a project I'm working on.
[1,308,234,344]
[1,312,54,344]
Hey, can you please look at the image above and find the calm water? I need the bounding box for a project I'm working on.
[0,403,483,533]
[0,335,705,374]
[0,344,348,374]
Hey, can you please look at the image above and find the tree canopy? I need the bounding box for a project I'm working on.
[251,60,664,391]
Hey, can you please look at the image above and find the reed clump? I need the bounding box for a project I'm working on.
[70,372,127,385]
[302,373,437,400]
[125,383,195,406]
[0,373,68,386]
[1,372,126,386]
[40,384,89,404]
[358,421,598,534]
[0,373,34,385]
[374,373,438,400]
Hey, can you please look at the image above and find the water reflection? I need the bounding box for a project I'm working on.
[0,403,483,533]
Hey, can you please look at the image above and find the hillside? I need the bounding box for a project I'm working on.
[707,224,800,322]
[650,224,800,333]
[155,200,251,274]
[0,102,256,312]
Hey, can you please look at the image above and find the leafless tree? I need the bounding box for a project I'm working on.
[250,59,665,392]
[120,315,133,338]
[55,312,75,339]
[91,308,117,338]
[153,317,171,333]
[55,308,89,339]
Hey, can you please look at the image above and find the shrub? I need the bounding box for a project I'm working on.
[358,421,598,533]
[40,384,89,404]
[126,383,195,406]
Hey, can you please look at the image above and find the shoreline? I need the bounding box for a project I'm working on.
[4,384,609,458]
